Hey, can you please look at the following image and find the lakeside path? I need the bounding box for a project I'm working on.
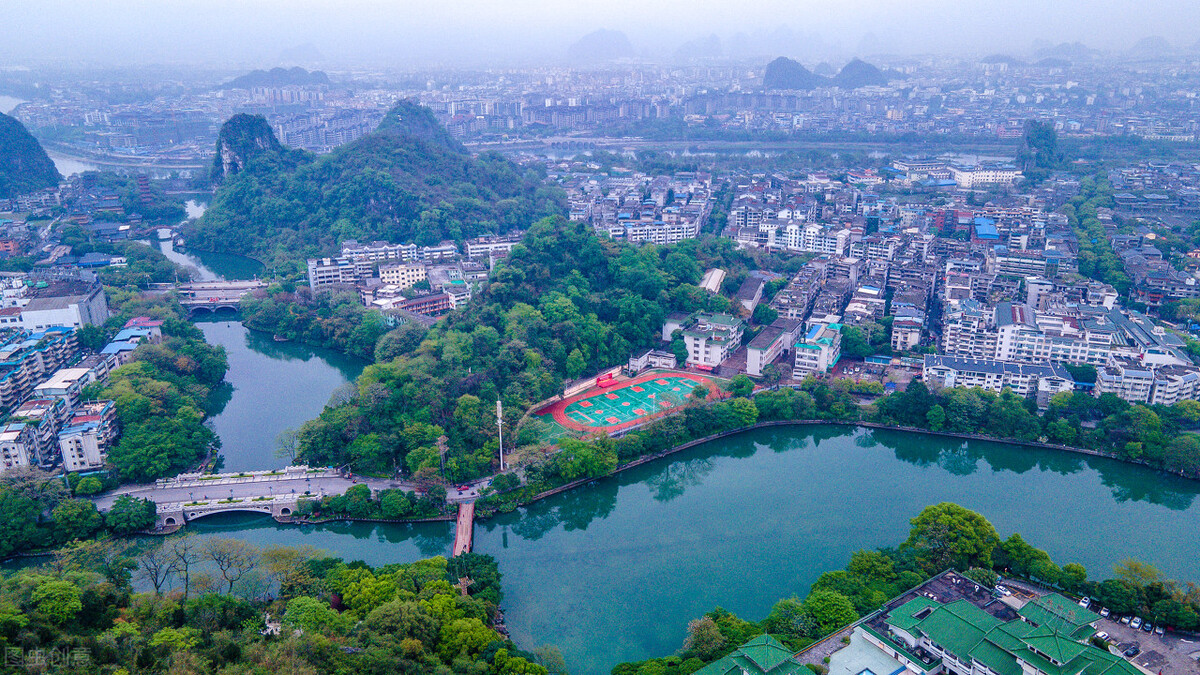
[94,469,490,512]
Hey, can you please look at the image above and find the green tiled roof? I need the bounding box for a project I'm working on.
[1018,594,1099,638]
[693,634,809,675]
[886,597,939,632]
[1022,626,1089,665]
[883,593,1126,675]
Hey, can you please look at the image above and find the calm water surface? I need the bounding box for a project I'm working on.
[195,318,365,473]
[158,425,1200,675]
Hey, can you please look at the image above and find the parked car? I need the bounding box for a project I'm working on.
[1095,631,1109,642]
[1119,615,1131,625]
[1155,625,1165,636]
[1099,607,1110,618]
[1130,617,1143,630]
[1124,646,1140,658]
[995,586,1012,597]
[1142,622,1153,633]
[1078,596,1091,608]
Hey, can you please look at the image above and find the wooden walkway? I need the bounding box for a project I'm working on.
[452,501,474,557]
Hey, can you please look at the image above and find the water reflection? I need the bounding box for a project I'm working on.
[865,427,1198,511]
[645,457,715,502]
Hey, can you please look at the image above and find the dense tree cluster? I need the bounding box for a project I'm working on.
[614,503,1200,674]
[297,483,448,521]
[191,101,566,270]
[295,217,755,481]
[240,285,390,360]
[0,539,557,675]
[1065,176,1130,293]
[873,380,1200,479]
[0,469,156,556]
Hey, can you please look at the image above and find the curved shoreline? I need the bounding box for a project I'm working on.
[487,419,1188,516]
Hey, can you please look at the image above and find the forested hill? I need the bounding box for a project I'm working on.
[189,100,565,269]
[0,112,61,199]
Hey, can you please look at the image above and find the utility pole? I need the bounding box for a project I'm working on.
[496,399,504,472]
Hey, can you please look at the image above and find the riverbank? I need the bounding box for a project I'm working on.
[477,418,1192,520]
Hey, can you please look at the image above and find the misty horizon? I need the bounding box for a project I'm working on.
[3,0,1200,70]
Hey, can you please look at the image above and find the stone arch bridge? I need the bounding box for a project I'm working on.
[156,494,302,528]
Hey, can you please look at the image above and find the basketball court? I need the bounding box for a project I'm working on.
[535,370,726,435]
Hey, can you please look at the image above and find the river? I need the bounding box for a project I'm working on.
[156,424,1200,675]
[155,241,362,472]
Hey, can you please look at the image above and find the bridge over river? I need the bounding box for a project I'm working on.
[176,280,268,313]
[94,466,487,537]
[93,466,406,528]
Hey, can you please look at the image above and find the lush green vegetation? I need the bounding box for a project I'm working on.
[612,503,1200,675]
[872,380,1200,478]
[1063,175,1130,294]
[0,540,560,674]
[0,112,60,199]
[239,285,390,361]
[0,469,156,557]
[296,483,449,521]
[295,216,758,481]
[81,290,228,483]
[192,101,565,270]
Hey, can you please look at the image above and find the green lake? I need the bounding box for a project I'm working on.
[170,424,1200,675]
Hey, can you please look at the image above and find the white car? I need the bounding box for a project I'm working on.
[1130,617,1143,630]
[1155,625,1165,636]
[1095,631,1110,642]
[1078,596,1090,608]
[1100,607,1110,618]
[1120,616,1131,625]
[994,585,1012,597]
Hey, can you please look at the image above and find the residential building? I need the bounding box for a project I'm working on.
[379,262,428,289]
[793,323,842,377]
[923,355,1075,405]
[664,312,745,370]
[307,257,357,288]
[0,422,36,473]
[58,400,118,472]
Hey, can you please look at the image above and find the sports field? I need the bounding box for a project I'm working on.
[535,370,726,435]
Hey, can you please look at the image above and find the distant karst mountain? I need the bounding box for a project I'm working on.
[832,58,889,88]
[1034,42,1097,60]
[210,113,291,184]
[762,57,825,90]
[192,101,563,267]
[567,29,634,63]
[0,112,60,199]
[763,56,891,91]
[1130,36,1173,56]
[981,54,1025,67]
[218,67,330,90]
[673,34,722,61]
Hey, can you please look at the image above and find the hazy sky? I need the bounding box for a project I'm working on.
[3,0,1199,68]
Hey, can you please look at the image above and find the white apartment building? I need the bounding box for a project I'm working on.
[307,257,357,288]
[780,222,851,256]
[663,312,744,369]
[949,165,1022,189]
[0,422,35,474]
[923,355,1075,403]
[793,323,842,377]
